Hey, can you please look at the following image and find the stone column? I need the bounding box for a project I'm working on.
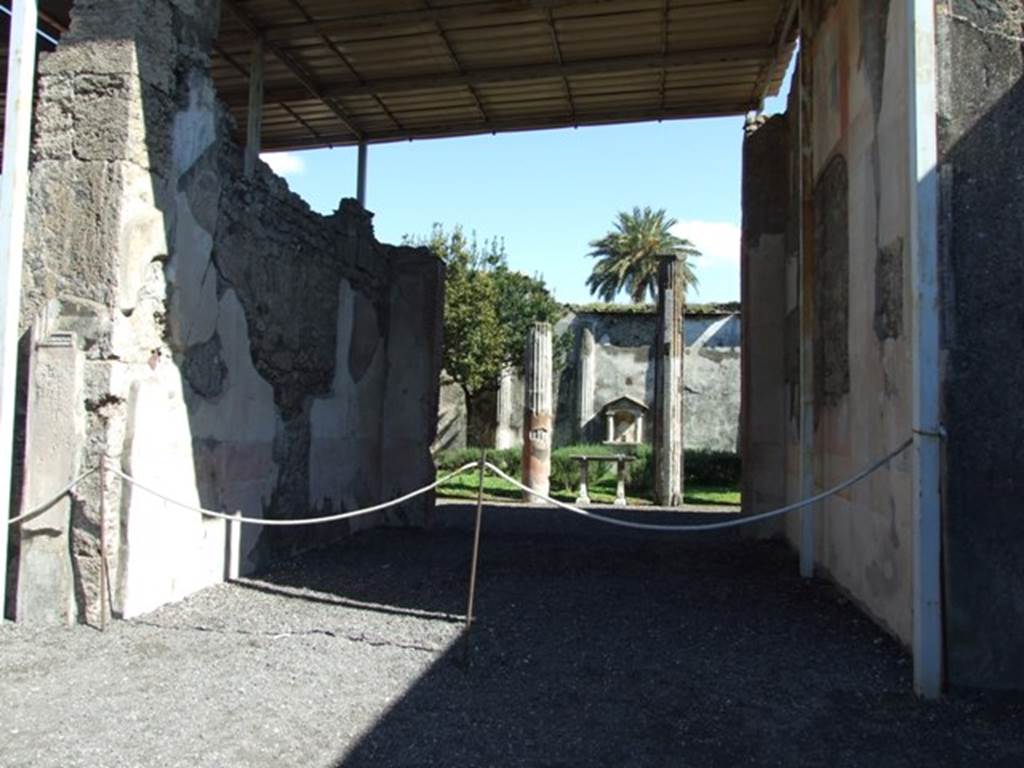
[521,322,553,502]
[494,367,516,449]
[654,254,686,506]
[578,326,595,440]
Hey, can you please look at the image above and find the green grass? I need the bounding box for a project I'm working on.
[436,471,740,507]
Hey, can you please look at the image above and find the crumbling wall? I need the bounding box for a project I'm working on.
[12,0,442,623]
[937,0,1024,689]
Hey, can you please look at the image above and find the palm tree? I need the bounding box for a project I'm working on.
[585,207,700,303]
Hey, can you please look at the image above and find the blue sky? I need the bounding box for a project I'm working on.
[263,68,792,305]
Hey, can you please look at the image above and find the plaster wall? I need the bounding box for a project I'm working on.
[11,0,442,622]
[561,311,741,452]
[740,115,790,522]
[800,0,914,646]
[743,0,915,645]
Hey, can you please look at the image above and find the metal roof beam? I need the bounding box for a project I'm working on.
[283,0,407,131]
[259,101,751,150]
[247,0,631,43]
[222,0,365,140]
[214,42,326,145]
[219,44,772,106]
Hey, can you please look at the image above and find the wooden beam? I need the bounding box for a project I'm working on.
[222,0,365,140]
[219,44,773,106]
[244,35,264,176]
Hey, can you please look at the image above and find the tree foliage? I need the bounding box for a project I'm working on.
[586,206,701,303]
[408,225,563,398]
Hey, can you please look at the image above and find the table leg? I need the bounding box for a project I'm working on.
[614,457,627,506]
[575,459,591,505]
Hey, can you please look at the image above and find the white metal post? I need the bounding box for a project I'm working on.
[244,35,264,178]
[0,0,40,616]
[356,141,367,207]
[797,8,815,580]
[906,0,943,698]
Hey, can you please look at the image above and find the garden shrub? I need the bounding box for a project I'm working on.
[684,450,741,486]
[437,443,741,496]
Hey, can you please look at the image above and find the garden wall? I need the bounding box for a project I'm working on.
[435,306,741,454]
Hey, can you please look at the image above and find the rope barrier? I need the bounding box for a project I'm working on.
[6,438,913,534]
[485,437,913,533]
[5,466,99,526]
[105,462,481,526]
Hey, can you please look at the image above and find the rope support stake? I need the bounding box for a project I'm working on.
[463,448,487,662]
[98,454,109,632]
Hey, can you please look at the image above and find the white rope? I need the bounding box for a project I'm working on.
[7,437,913,534]
[485,437,913,532]
[106,462,481,526]
[6,466,99,526]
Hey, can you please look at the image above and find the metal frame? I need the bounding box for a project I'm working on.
[0,0,39,615]
[906,0,943,699]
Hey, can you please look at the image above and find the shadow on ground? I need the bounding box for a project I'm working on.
[2,504,1022,767]
[245,505,1024,768]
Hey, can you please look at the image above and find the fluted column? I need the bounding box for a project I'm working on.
[521,322,553,501]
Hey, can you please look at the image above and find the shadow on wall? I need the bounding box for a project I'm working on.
[10,2,444,624]
[939,29,1024,688]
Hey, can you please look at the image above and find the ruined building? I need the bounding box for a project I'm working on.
[0,0,1022,696]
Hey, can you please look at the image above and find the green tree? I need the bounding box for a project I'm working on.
[586,206,701,303]
[408,225,562,445]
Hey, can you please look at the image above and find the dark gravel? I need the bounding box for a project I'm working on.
[2,504,1023,767]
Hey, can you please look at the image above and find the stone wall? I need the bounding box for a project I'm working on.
[562,309,741,452]
[740,113,791,524]
[436,307,742,453]
[936,0,1024,689]
[10,0,442,623]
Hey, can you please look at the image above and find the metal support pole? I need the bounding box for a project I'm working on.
[463,449,486,659]
[98,456,109,631]
[797,9,816,580]
[0,0,39,616]
[244,35,265,177]
[907,0,943,699]
[356,141,368,207]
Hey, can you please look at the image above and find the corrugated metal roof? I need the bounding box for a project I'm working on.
[3,0,796,151]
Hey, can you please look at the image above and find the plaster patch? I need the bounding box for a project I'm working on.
[171,71,217,177]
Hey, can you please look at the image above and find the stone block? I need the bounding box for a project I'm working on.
[16,332,85,625]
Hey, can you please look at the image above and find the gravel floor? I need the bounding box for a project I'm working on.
[2,505,1023,767]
